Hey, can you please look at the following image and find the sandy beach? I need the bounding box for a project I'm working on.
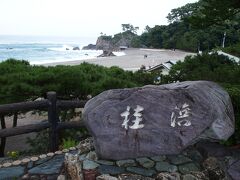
[44,48,195,70]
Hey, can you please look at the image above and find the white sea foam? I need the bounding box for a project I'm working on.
[30,57,94,65]
[48,45,76,51]
[30,50,126,65]
[113,51,126,56]
[30,50,103,65]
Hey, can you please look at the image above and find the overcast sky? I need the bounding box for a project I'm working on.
[0,0,198,38]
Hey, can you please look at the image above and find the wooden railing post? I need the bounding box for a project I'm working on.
[13,113,18,127]
[0,115,6,157]
[47,92,59,152]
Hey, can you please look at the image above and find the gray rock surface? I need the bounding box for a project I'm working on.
[27,161,34,169]
[83,159,100,170]
[168,155,192,165]
[0,166,25,179]
[184,148,203,163]
[97,50,116,57]
[96,174,118,180]
[202,157,226,179]
[156,172,181,180]
[116,159,136,167]
[35,156,52,165]
[150,155,167,162]
[82,44,96,50]
[97,160,115,166]
[57,175,66,180]
[182,174,198,180]
[98,165,125,175]
[29,155,64,175]
[86,151,98,161]
[79,153,87,161]
[178,163,200,174]
[155,162,178,173]
[126,166,156,177]
[96,34,135,51]
[136,157,155,168]
[96,36,114,50]
[228,159,240,180]
[73,47,80,50]
[83,81,235,160]
[119,174,154,180]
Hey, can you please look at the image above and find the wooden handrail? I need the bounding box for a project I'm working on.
[0,99,87,114]
[0,92,88,156]
[0,122,50,138]
[0,100,49,114]
[57,100,86,109]
[0,121,86,138]
[57,121,85,130]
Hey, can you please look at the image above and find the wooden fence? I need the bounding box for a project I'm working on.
[0,92,87,157]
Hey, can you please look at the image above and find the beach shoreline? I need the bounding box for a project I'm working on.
[43,48,195,71]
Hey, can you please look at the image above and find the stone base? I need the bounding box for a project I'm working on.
[0,139,239,180]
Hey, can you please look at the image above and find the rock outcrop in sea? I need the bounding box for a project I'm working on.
[95,32,137,51]
[97,50,116,57]
[96,36,115,51]
[73,47,80,50]
[82,44,96,50]
[83,31,137,51]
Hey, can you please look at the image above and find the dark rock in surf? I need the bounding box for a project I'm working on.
[97,50,116,57]
[73,47,80,50]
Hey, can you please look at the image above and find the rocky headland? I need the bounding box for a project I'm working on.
[83,30,137,52]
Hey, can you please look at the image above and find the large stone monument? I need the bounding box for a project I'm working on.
[83,81,235,160]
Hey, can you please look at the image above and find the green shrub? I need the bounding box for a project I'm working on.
[25,129,49,154]
[222,43,240,57]
[61,138,78,149]
[100,35,112,41]
[7,151,19,159]
[0,60,154,104]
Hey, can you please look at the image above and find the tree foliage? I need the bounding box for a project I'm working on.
[0,59,155,104]
[132,0,240,52]
[121,24,139,34]
[189,0,240,28]
[222,43,240,57]
[97,1,240,51]
[163,54,240,83]
[166,2,200,23]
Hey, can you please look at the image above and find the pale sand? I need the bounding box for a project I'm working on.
[44,48,195,70]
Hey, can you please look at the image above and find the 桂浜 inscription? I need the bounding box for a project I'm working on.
[171,103,191,127]
[121,105,144,130]
[83,81,235,160]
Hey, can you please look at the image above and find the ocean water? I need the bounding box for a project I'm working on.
[0,35,104,65]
